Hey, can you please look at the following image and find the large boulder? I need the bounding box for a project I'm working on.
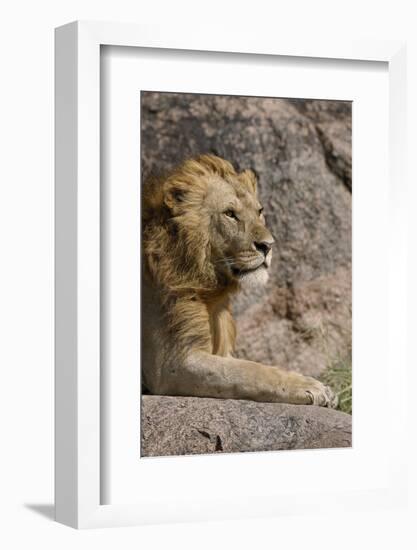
[141,93,352,376]
[234,266,351,378]
[141,395,352,457]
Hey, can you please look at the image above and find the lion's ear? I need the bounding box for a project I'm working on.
[163,180,189,212]
[241,169,257,194]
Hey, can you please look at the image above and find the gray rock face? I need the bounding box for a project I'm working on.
[141,92,351,376]
[235,267,351,378]
[141,396,352,457]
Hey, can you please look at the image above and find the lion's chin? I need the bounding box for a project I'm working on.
[237,265,269,288]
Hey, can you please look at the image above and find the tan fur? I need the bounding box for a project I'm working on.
[142,155,337,407]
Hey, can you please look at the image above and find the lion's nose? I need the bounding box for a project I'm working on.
[254,239,273,257]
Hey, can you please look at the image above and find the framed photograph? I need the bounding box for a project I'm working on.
[55,21,407,528]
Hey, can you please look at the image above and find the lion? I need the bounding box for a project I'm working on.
[142,154,337,407]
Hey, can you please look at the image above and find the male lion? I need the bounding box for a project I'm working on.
[142,154,337,407]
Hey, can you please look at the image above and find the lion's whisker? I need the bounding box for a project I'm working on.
[214,257,235,265]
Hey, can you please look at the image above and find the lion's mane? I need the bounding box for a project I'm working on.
[142,154,256,295]
[142,155,257,360]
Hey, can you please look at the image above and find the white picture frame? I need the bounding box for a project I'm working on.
[55,20,407,529]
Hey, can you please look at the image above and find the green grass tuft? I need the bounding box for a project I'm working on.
[319,355,352,415]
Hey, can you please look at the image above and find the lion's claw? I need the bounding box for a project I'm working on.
[288,374,338,408]
[303,380,338,408]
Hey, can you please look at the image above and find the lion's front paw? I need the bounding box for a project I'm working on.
[304,379,338,408]
[289,375,338,408]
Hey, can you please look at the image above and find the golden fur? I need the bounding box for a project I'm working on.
[142,155,337,407]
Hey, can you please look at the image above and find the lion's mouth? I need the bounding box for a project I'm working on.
[231,261,267,277]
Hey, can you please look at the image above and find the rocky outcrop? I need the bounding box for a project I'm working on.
[141,396,352,457]
[287,98,352,191]
[235,267,351,378]
[141,93,352,376]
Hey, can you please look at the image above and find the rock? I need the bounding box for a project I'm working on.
[141,93,351,376]
[141,395,352,457]
[287,98,352,191]
[235,266,351,378]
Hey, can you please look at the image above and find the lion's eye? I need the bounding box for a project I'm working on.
[224,210,238,221]
[258,207,264,216]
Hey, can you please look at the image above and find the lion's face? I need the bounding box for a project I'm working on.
[204,176,274,288]
[160,156,274,290]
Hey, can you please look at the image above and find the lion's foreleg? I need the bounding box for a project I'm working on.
[161,352,336,407]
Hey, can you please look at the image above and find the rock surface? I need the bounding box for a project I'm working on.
[141,93,352,377]
[141,396,352,457]
[235,266,351,378]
